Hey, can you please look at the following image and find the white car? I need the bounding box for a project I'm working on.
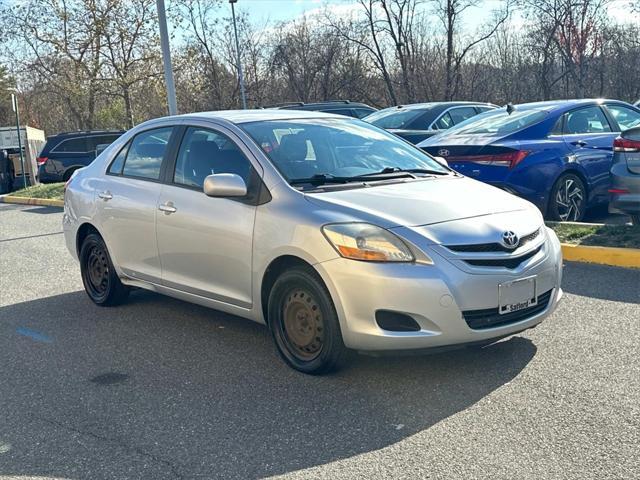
[63,110,563,374]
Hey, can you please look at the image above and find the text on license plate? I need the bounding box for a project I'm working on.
[498,276,537,315]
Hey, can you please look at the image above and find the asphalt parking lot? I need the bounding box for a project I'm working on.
[0,203,638,480]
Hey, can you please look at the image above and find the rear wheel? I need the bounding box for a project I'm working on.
[267,266,347,374]
[548,173,587,222]
[80,233,129,306]
[63,167,79,182]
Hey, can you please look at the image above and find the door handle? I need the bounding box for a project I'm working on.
[570,140,587,147]
[158,202,177,214]
[98,191,113,200]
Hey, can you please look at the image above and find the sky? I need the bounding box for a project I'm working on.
[222,0,636,28]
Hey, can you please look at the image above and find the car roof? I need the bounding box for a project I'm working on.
[378,101,495,112]
[47,130,125,139]
[149,109,352,126]
[507,99,632,113]
[266,101,374,110]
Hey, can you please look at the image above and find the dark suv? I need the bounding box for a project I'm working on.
[265,101,377,118]
[37,130,124,183]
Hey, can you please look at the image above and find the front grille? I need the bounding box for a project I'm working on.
[446,228,540,253]
[464,245,542,269]
[463,289,553,330]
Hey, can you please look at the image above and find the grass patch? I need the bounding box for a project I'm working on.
[547,222,640,249]
[10,183,65,200]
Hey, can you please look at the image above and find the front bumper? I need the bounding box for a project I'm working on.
[315,233,563,351]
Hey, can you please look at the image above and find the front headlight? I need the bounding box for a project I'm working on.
[322,223,415,262]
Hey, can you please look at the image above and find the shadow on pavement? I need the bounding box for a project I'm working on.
[0,290,537,479]
[563,262,640,303]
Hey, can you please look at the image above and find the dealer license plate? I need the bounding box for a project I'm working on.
[498,276,537,315]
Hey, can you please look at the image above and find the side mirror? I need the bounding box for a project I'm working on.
[203,173,247,197]
[433,156,449,167]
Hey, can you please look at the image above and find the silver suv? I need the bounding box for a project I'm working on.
[63,110,563,374]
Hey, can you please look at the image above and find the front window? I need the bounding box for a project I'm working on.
[240,118,449,186]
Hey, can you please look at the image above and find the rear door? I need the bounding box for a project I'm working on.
[561,106,616,200]
[96,125,177,283]
[155,124,260,307]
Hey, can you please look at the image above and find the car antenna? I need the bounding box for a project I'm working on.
[506,103,515,115]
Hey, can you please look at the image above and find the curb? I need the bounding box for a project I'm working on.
[561,243,640,269]
[0,195,64,207]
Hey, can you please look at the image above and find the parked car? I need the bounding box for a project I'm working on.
[418,99,640,221]
[363,102,496,144]
[264,100,376,118]
[609,126,640,225]
[64,109,563,374]
[38,130,125,183]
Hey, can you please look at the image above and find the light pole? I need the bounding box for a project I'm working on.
[8,90,27,189]
[229,0,247,109]
[156,0,178,115]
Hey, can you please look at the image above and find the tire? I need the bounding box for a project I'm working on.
[63,167,79,182]
[267,266,348,374]
[631,215,640,226]
[548,173,587,222]
[80,233,129,306]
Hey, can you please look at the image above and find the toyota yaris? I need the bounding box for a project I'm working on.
[63,110,563,374]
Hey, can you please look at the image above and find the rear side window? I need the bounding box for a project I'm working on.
[449,107,478,124]
[606,104,640,131]
[87,134,121,151]
[52,137,88,153]
[353,108,375,119]
[121,127,173,180]
[563,107,611,134]
[108,143,129,175]
[434,113,454,130]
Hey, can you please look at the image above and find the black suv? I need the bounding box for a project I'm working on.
[265,100,377,118]
[37,130,125,183]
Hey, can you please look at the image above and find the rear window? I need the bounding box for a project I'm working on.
[364,108,427,129]
[451,109,548,135]
[52,137,88,153]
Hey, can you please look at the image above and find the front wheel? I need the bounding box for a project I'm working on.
[80,233,129,306]
[267,266,348,374]
[548,173,587,222]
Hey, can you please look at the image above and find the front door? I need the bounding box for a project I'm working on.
[96,126,175,283]
[561,106,615,201]
[156,125,259,308]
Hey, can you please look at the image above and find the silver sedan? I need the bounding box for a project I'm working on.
[63,110,563,374]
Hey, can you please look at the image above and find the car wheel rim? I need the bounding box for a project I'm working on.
[282,289,324,361]
[86,245,109,296]
[556,178,584,221]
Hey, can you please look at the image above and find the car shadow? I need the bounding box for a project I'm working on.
[0,290,537,479]
[563,261,640,303]
[19,205,63,215]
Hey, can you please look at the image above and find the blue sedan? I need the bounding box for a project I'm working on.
[418,100,640,221]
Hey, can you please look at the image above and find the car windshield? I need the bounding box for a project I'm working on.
[445,108,548,136]
[240,118,449,186]
[362,108,427,129]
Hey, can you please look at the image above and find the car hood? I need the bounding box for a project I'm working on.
[305,176,534,228]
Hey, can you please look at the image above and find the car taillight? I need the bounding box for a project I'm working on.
[36,156,48,166]
[613,137,640,152]
[447,150,529,169]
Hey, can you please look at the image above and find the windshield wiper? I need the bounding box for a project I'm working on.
[361,167,450,176]
[290,172,414,186]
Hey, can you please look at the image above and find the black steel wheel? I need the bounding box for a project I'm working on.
[268,266,347,374]
[80,233,129,306]
[549,173,587,222]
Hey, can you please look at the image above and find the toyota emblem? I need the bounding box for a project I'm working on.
[502,231,519,249]
[438,149,450,157]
